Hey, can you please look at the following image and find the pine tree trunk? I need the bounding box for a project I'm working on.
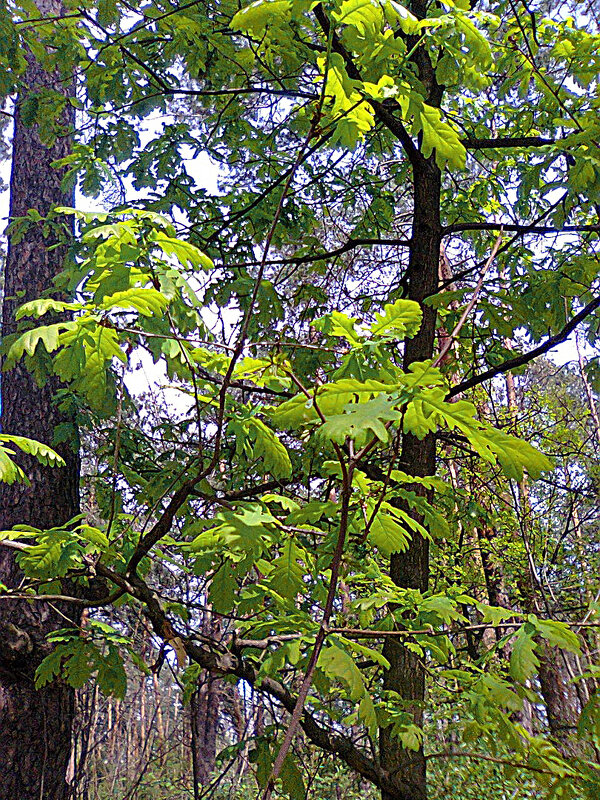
[190,610,222,788]
[191,674,221,786]
[537,646,581,750]
[0,3,79,797]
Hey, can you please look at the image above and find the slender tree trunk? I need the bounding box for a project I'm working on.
[153,671,166,765]
[380,153,441,800]
[0,3,79,797]
[191,675,221,787]
[576,331,600,450]
[76,684,99,800]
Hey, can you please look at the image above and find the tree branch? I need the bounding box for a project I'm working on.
[444,222,600,236]
[126,476,200,575]
[432,232,503,368]
[448,294,600,398]
[204,129,334,241]
[313,4,420,165]
[226,236,411,271]
[461,136,556,149]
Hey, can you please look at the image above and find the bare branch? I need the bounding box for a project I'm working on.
[448,294,600,398]
[461,136,556,149]
[445,222,600,236]
[226,236,411,271]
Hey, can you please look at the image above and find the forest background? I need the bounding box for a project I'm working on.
[0,0,600,799]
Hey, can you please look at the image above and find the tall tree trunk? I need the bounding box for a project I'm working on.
[0,2,79,798]
[518,502,582,749]
[477,523,512,612]
[377,4,445,793]
[380,153,442,800]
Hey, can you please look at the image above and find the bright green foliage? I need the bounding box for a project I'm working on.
[510,626,540,684]
[403,389,553,479]
[409,96,466,170]
[0,211,588,797]
[0,434,65,485]
[1,0,600,798]
[35,621,130,698]
[368,298,423,340]
[317,394,402,446]
[245,418,293,479]
[0,516,117,580]
[366,502,420,555]
[319,643,378,734]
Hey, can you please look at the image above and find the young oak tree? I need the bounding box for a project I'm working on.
[1,1,600,798]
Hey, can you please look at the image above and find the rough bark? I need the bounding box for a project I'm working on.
[190,610,222,789]
[538,647,581,752]
[0,2,79,797]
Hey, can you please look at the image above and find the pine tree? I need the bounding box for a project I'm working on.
[0,2,79,796]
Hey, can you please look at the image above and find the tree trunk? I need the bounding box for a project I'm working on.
[0,2,79,798]
[538,646,581,751]
[380,153,442,800]
[377,5,445,793]
[191,673,221,787]
[190,609,222,789]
